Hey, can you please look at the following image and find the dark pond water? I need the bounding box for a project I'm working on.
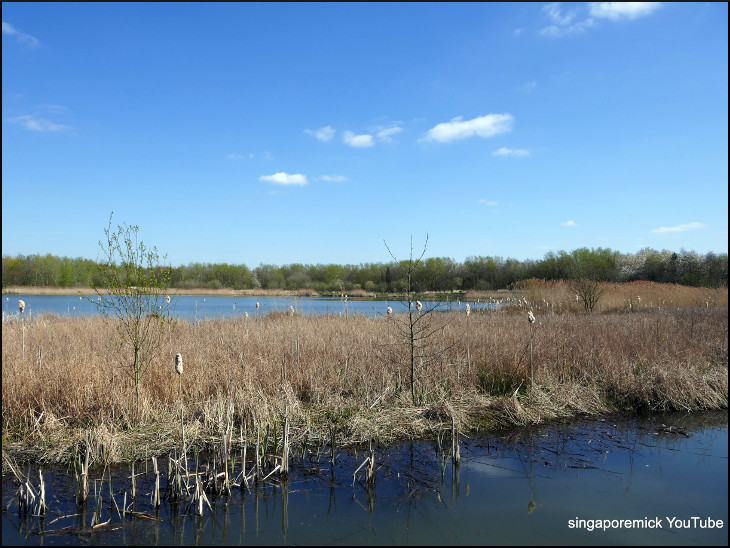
[2,294,494,322]
[2,412,727,546]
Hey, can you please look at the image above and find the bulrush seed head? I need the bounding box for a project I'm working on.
[18,300,25,314]
[466,303,470,316]
[174,353,183,376]
[416,301,422,312]
[386,306,392,316]
[528,310,535,324]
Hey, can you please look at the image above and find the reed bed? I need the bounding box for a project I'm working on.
[2,295,727,465]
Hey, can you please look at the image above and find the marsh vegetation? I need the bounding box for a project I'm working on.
[2,281,727,467]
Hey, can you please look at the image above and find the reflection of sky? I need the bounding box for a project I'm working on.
[2,417,726,546]
[445,417,728,545]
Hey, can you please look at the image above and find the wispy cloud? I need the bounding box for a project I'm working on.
[319,175,348,182]
[561,220,576,227]
[421,114,514,143]
[343,131,374,148]
[304,125,335,142]
[517,81,537,94]
[478,199,499,205]
[259,172,308,186]
[540,2,660,37]
[589,2,662,21]
[2,21,39,48]
[8,115,72,132]
[540,3,595,37]
[492,147,530,157]
[652,222,706,234]
[227,152,249,160]
[375,125,403,143]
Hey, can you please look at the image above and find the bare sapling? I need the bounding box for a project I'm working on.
[383,234,452,405]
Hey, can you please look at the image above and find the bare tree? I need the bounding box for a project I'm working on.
[383,234,449,405]
[568,277,605,311]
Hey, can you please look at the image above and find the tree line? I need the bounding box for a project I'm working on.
[2,247,727,292]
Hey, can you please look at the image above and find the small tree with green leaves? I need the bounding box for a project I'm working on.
[91,213,176,416]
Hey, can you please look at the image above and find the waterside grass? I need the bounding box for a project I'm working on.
[2,284,727,468]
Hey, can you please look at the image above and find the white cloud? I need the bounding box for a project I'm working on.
[259,172,308,186]
[319,175,348,182]
[478,200,499,206]
[492,147,530,157]
[8,115,72,132]
[2,21,39,48]
[343,131,374,148]
[304,125,335,142]
[561,220,576,227]
[422,114,514,143]
[227,153,246,160]
[589,2,662,21]
[651,222,706,234]
[376,125,403,142]
[540,2,660,37]
[543,2,579,26]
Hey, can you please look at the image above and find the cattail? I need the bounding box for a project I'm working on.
[166,295,171,305]
[244,311,249,318]
[465,303,470,316]
[289,305,294,316]
[416,301,422,312]
[255,302,260,310]
[174,353,183,376]
[386,306,392,316]
[18,300,25,314]
[527,310,535,324]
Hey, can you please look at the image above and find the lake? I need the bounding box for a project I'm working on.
[2,294,496,321]
[2,411,727,545]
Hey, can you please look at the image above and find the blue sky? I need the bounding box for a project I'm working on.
[2,2,727,267]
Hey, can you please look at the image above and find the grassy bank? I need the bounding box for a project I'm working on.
[2,290,727,466]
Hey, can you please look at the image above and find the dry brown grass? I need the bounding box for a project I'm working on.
[2,290,727,465]
[509,279,728,312]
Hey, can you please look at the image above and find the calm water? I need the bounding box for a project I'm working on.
[2,412,727,546]
[2,294,495,322]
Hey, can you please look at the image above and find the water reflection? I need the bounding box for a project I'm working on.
[2,412,727,546]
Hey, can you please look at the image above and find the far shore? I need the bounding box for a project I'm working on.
[2,285,511,300]
[2,285,320,297]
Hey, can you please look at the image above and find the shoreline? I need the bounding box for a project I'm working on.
[1,285,513,301]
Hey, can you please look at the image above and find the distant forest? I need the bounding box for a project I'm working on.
[2,248,728,292]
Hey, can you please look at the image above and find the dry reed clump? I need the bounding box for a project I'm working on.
[2,296,727,464]
[509,279,728,313]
